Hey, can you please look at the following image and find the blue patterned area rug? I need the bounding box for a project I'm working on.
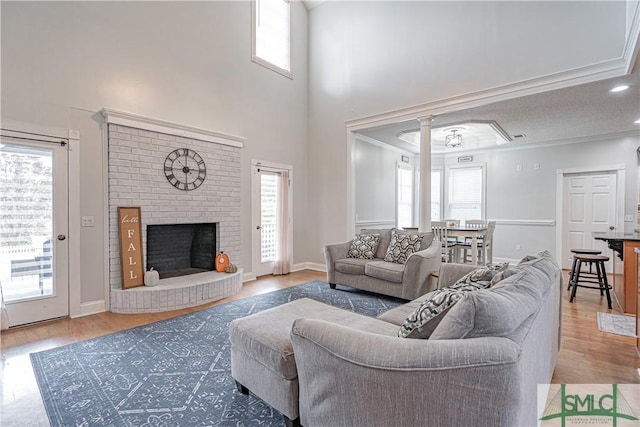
[30,281,404,426]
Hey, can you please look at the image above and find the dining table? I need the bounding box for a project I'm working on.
[445,224,488,265]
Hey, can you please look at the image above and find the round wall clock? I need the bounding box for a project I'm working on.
[164,148,206,191]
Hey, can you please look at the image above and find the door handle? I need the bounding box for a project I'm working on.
[57,234,66,241]
[256,225,262,230]
[609,226,615,230]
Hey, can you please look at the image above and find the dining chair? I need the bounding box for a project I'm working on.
[459,221,496,265]
[465,219,487,228]
[431,223,458,263]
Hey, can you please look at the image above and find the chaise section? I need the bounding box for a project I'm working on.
[229,298,398,426]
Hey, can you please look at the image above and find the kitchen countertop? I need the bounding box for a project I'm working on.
[592,231,640,241]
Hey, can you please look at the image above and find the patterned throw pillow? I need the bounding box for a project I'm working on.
[398,281,491,339]
[383,229,423,264]
[347,233,381,260]
[448,263,509,289]
[397,263,509,339]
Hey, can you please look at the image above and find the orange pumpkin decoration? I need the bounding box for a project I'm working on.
[215,251,230,272]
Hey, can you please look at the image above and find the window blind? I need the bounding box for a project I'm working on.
[448,166,483,220]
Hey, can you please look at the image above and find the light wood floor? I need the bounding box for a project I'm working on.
[1,269,638,426]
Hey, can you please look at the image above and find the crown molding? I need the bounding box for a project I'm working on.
[100,108,245,148]
[346,57,631,132]
[623,0,640,74]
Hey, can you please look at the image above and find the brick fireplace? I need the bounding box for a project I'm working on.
[102,109,244,313]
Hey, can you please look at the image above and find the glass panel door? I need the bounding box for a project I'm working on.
[0,136,69,326]
[260,172,278,264]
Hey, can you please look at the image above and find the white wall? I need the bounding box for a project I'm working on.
[360,133,639,263]
[307,1,628,262]
[354,138,414,227]
[1,1,309,305]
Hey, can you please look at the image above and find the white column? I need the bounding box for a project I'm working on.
[418,116,432,232]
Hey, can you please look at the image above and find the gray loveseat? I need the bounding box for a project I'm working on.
[230,252,562,427]
[323,228,442,300]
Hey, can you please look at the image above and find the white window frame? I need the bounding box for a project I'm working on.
[396,163,414,229]
[444,163,486,220]
[251,0,293,79]
[431,168,443,221]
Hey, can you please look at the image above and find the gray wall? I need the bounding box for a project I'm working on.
[1,1,309,304]
[307,1,627,262]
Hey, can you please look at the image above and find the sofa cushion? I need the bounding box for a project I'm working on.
[429,265,549,340]
[383,229,423,264]
[362,228,392,259]
[335,257,372,275]
[364,261,405,283]
[398,280,491,339]
[348,233,381,260]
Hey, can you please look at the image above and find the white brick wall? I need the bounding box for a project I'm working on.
[107,124,241,302]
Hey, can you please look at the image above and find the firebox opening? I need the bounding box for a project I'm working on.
[146,223,217,279]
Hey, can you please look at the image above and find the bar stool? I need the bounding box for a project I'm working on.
[567,248,602,290]
[568,254,612,309]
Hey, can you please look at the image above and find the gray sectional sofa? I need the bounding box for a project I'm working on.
[323,228,442,300]
[230,251,562,427]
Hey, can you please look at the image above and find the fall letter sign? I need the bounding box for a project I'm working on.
[118,207,144,289]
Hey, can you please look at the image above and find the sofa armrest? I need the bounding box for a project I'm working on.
[437,263,479,288]
[291,318,522,427]
[401,242,442,299]
[322,241,352,283]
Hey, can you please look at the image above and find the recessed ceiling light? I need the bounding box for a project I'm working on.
[635,118,640,124]
[610,85,630,93]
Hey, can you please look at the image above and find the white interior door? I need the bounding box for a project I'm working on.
[251,165,279,277]
[0,136,69,327]
[562,172,617,272]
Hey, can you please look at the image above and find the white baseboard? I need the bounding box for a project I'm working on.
[242,272,257,283]
[292,262,326,272]
[243,263,326,281]
[72,300,107,318]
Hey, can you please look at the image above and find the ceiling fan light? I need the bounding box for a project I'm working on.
[445,131,462,148]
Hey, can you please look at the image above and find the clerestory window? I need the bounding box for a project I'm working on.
[252,0,292,78]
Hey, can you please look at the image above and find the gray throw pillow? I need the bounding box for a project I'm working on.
[430,270,545,340]
[347,233,381,260]
[490,267,519,286]
[383,229,423,264]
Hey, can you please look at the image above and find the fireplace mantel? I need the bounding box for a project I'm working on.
[101,108,245,148]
